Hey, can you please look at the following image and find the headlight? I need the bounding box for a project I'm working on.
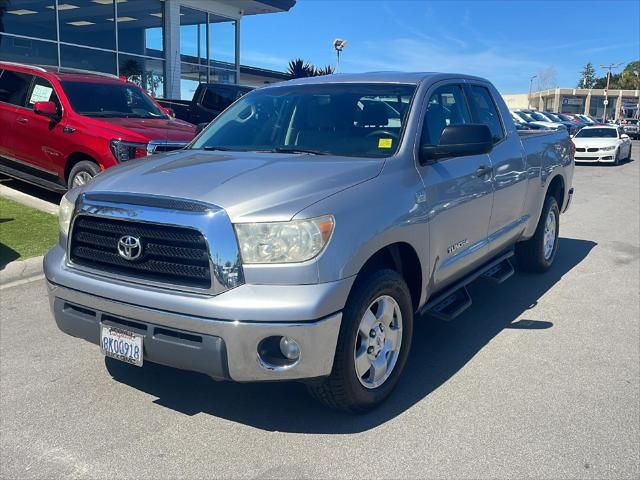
[110,139,148,162]
[235,215,334,264]
[599,145,616,151]
[59,194,75,236]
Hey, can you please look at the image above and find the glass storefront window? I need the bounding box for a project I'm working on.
[210,68,236,85]
[0,0,57,40]
[60,44,116,75]
[181,64,207,100]
[119,54,165,98]
[117,0,164,58]
[58,0,116,50]
[208,15,236,69]
[589,97,617,119]
[180,7,207,65]
[0,36,57,65]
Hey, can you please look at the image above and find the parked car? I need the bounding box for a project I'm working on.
[156,83,253,127]
[0,62,197,191]
[620,118,639,139]
[543,112,580,135]
[512,109,566,131]
[572,125,633,165]
[45,72,574,412]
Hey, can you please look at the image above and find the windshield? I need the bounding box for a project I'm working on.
[556,114,573,121]
[62,81,168,119]
[529,112,549,121]
[191,83,416,158]
[545,113,561,121]
[575,128,618,138]
[515,111,533,122]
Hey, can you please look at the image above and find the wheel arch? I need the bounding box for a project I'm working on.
[349,242,423,313]
[64,152,102,184]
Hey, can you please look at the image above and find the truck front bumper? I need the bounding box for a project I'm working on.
[45,245,351,382]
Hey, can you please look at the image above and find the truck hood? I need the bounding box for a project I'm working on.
[85,150,384,222]
[83,117,196,142]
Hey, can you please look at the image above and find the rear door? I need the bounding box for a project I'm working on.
[416,83,494,287]
[465,83,529,255]
[0,69,33,161]
[12,75,66,179]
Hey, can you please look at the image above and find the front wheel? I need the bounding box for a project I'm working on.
[68,160,100,189]
[307,269,413,412]
[515,195,560,273]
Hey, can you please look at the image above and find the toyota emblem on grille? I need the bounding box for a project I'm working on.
[117,235,142,261]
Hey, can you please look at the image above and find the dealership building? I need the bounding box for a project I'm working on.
[0,0,295,99]
[503,87,640,119]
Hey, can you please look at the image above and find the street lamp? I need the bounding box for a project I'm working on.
[634,70,639,119]
[528,75,537,109]
[333,38,347,73]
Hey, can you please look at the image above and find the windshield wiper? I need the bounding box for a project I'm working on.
[201,146,234,151]
[272,147,328,155]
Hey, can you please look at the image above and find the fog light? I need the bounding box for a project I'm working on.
[279,336,300,360]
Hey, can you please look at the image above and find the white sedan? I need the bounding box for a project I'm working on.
[572,125,633,165]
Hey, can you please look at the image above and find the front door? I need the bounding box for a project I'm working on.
[416,83,494,288]
[12,76,66,180]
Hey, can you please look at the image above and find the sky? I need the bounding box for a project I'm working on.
[241,0,640,93]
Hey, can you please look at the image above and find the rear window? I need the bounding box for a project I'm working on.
[0,69,33,106]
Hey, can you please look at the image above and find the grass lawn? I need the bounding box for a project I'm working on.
[0,196,59,267]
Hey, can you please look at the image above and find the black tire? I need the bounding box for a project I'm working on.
[67,160,100,189]
[307,269,413,412]
[515,195,560,273]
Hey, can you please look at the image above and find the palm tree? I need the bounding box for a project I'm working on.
[287,58,314,79]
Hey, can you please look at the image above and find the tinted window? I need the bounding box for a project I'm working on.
[422,85,471,145]
[61,81,167,119]
[202,87,236,112]
[466,86,504,143]
[0,70,33,106]
[27,77,60,111]
[575,128,617,138]
[191,83,416,158]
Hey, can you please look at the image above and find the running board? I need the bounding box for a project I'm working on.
[481,258,515,284]
[418,249,515,321]
[427,286,472,321]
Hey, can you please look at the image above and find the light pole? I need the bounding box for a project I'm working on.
[634,70,639,119]
[528,75,537,109]
[600,62,623,121]
[333,38,347,73]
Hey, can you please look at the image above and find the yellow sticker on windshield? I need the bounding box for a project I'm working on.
[378,138,393,149]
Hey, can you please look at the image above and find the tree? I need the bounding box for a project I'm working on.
[537,66,557,91]
[287,58,335,79]
[577,62,597,89]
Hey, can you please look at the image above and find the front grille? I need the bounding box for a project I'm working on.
[69,216,211,289]
[576,147,585,152]
[587,147,598,152]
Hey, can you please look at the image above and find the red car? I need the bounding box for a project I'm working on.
[0,62,196,191]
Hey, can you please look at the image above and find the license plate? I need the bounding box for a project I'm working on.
[100,326,143,367]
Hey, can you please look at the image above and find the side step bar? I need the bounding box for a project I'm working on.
[420,250,514,322]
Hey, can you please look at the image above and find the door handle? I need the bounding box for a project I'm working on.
[16,117,28,125]
[475,165,493,177]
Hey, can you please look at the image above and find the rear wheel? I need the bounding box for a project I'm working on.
[515,195,560,273]
[307,269,413,412]
[68,160,100,189]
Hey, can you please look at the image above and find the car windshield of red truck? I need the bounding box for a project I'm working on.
[61,81,168,120]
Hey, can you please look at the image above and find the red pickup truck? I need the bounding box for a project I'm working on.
[0,62,196,191]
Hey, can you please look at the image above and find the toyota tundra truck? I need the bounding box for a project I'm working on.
[44,72,575,412]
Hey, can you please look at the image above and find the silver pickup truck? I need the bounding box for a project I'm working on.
[44,72,575,412]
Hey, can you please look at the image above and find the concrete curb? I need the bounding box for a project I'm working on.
[0,184,58,215]
[0,256,44,287]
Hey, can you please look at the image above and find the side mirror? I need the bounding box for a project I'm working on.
[162,107,175,118]
[420,124,493,164]
[33,101,58,118]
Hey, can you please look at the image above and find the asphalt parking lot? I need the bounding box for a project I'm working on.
[1,142,639,479]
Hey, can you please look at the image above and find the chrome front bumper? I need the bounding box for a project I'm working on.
[45,245,351,382]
